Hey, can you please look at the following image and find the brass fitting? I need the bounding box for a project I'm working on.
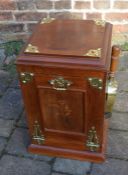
[105,77,118,118]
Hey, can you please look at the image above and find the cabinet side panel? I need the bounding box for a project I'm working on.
[86,73,107,152]
[17,66,44,138]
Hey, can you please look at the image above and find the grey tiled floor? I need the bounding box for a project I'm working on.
[0,51,128,175]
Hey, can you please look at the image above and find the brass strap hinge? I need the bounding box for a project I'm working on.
[88,77,103,90]
[20,72,34,84]
[86,126,100,152]
[32,121,45,145]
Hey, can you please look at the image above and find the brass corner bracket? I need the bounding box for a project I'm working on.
[20,72,34,84]
[32,121,45,145]
[84,48,101,57]
[86,126,100,152]
[88,77,103,90]
[94,19,106,27]
[25,44,39,53]
[41,17,55,24]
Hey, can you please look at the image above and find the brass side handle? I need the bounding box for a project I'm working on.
[105,45,120,118]
[105,79,118,118]
[49,76,72,91]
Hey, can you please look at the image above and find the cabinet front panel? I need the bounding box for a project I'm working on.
[18,68,106,151]
[38,88,85,133]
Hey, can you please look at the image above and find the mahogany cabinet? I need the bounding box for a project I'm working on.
[16,19,116,163]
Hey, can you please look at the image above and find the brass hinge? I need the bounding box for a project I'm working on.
[32,121,45,145]
[88,77,103,90]
[86,126,100,152]
[20,72,34,84]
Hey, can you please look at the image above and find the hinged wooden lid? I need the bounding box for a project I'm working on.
[19,19,113,70]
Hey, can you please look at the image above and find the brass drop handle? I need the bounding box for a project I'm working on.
[49,76,72,91]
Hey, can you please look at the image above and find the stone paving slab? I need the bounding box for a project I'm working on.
[52,173,68,175]
[118,51,128,71]
[0,137,7,155]
[107,130,128,159]
[17,111,28,128]
[116,71,128,92]
[109,112,128,131]
[0,70,12,96]
[0,88,23,120]
[0,49,5,67]
[6,128,54,162]
[91,158,128,175]
[9,77,20,89]
[53,158,91,175]
[0,155,51,175]
[113,92,128,112]
[0,119,15,137]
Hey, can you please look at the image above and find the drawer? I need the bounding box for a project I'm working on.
[35,74,87,91]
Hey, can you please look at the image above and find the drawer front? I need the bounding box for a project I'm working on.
[35,74,87,90]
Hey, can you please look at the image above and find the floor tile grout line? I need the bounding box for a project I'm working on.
[112,110,128,114]
[15,125,28,130]
[111,110,128,114]
[49,157,57,175]
[109,128,128,132]
[15,107,25,124]
[86,162,94,175]
[52,170,73,175]
[4,152,55,164]
[105,155,128,161]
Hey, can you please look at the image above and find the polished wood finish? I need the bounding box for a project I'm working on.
[28,118,108,163]
[24,20,110,58]
[16,19,113,163]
